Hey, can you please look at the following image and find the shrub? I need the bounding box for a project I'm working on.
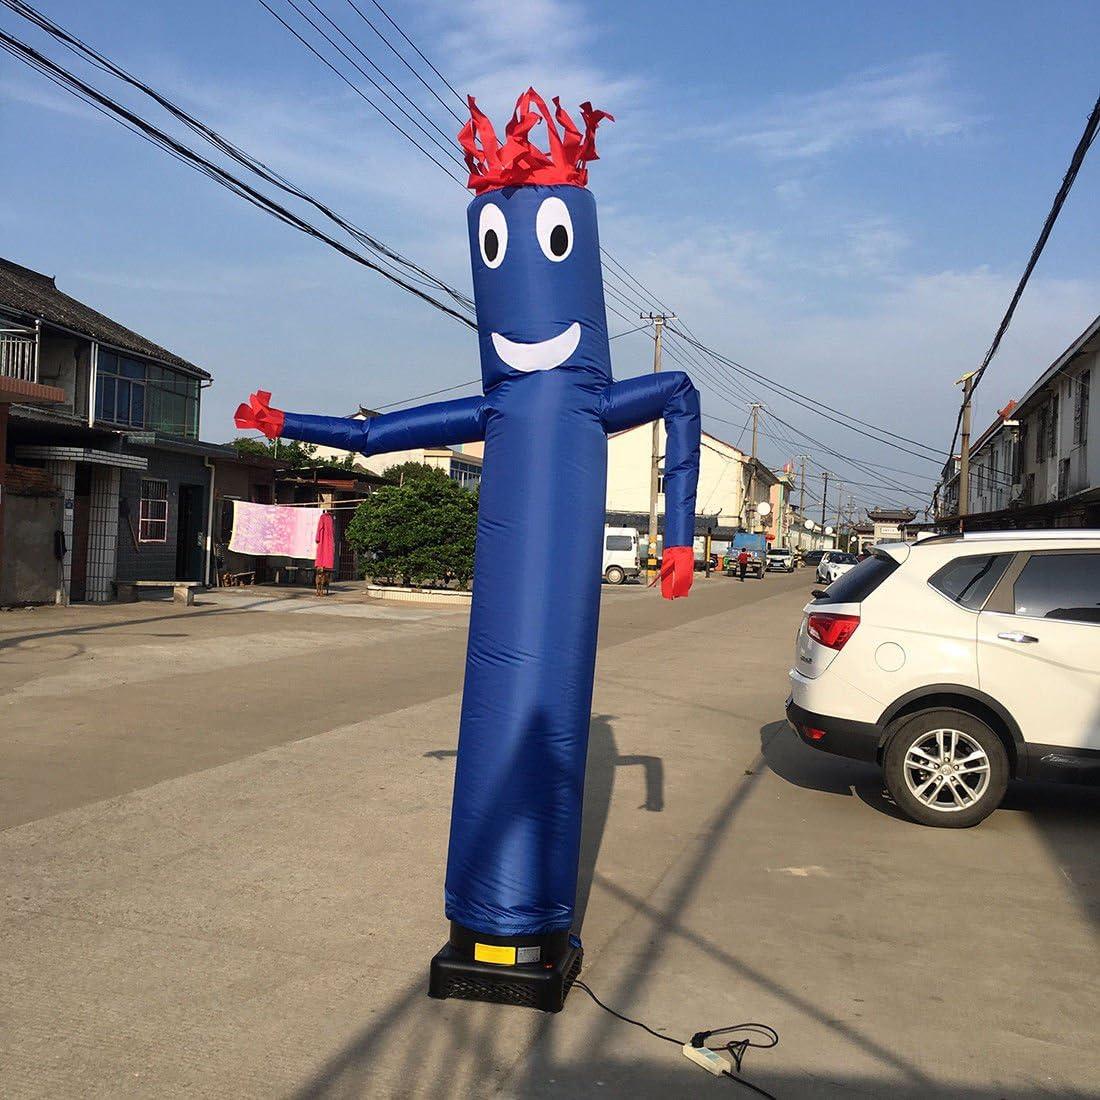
[346,466,477,588]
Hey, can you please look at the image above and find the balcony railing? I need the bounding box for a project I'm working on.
[0,327,37,382]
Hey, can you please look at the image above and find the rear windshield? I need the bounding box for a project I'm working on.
[816,552,898,604]
[929,553,1012,610]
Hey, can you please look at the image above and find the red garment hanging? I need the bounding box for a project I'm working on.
[315,511,335,571]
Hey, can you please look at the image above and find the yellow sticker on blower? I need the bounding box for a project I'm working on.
[474,943,517,965]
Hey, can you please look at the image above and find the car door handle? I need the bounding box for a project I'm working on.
[997,631,1039,644]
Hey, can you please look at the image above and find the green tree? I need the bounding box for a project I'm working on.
[346,466,478,588]
[381,460,445,485]
[230,436,361,471]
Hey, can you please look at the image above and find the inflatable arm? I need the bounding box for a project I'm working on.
[238,392,489,456]
[601,371,701,597]
[601,371,700,545]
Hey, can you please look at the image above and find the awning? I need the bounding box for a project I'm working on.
[15,444,148,470]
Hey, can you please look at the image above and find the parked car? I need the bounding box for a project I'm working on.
[786,531,1100,827]
[767,547,795,573]
[602,526,640,585]
[801,550,824,570]
[817,551,859,585]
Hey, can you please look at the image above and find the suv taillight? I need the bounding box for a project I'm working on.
[807,612,860,650]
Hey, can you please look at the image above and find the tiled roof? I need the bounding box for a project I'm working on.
[0,257,209,379]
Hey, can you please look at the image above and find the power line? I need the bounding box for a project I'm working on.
[0,27,478,329]
[945,91,1100,464]
[2,0,476,315]
[253,0,466,185]
[374,377,481,409]
[348,0,466,122]
[668,326,946,461]
[282,0,465,170]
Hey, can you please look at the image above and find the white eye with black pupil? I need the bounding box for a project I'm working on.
[536,196,573,261]
[478,203,507,268]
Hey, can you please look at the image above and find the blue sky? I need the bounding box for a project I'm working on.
[2,0,1098,515]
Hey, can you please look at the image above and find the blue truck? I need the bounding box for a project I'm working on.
[725,532,768,578]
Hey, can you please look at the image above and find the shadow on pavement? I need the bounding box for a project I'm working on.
[575,714,664,931]
[293,733,948,1096]
[1002,779,1100,930]
[0,598,275,652]
[759,719,909,821]
[762,716,1100,933]
[422,715,663,936]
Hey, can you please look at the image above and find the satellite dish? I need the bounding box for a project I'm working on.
[756,502,772,517]
[825,525,834,535]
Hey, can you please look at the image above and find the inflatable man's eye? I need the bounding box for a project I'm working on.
[478,203,507,268]
[536,197,573,261]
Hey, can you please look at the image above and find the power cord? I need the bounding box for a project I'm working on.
[573,980,779,1098]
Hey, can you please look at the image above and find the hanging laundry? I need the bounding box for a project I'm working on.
[315,511,335,571]
[228,501,324,560]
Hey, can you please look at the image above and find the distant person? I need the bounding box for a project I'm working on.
[737,548,750,581]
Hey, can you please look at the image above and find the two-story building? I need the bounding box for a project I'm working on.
[936,315,1099,530]
[965,401,1018,516]
[0,257,273,603]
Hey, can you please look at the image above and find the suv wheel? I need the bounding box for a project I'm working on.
[883,710,1009,828]
[604,565,625,585]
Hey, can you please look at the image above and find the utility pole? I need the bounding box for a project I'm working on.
[820,470,829,541]
[797,455,809,516]
[747,403,765,531]
[956,371,975,530]
[644,313,675,584]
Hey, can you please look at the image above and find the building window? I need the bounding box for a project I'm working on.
[139,479,168,542]
[95,351,146,427]
[147,364,200,438]
[1035,407,1046,462]
[1048,394,1059,458]
[94,350,200,439]
[1057,458,1070,499]
[1073,369,1090,445]
[448,458,481,490]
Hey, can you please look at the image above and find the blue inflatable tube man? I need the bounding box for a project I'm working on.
[236,89,701,1010]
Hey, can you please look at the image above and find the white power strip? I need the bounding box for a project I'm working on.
[682,1042,730,1076]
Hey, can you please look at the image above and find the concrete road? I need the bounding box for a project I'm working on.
[2,572,1098,1098]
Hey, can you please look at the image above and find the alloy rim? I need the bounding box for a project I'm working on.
[902,728,991,813]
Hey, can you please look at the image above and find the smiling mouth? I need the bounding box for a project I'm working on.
[491,322,581,372]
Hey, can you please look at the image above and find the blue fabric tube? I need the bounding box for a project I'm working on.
[272,184,701,937]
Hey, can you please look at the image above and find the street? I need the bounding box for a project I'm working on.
[2,574,1098,1098]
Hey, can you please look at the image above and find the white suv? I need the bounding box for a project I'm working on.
[787,531,1100,827]
[816,551,859,585]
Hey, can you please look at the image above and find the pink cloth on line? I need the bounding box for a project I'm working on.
[228,501,324,560]
[315,512,335,570]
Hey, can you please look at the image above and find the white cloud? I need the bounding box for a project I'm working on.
[724,55,970,159]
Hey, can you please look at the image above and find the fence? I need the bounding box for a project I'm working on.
[0,328,37,382]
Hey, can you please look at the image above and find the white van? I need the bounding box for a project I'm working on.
[603,527,641,585]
